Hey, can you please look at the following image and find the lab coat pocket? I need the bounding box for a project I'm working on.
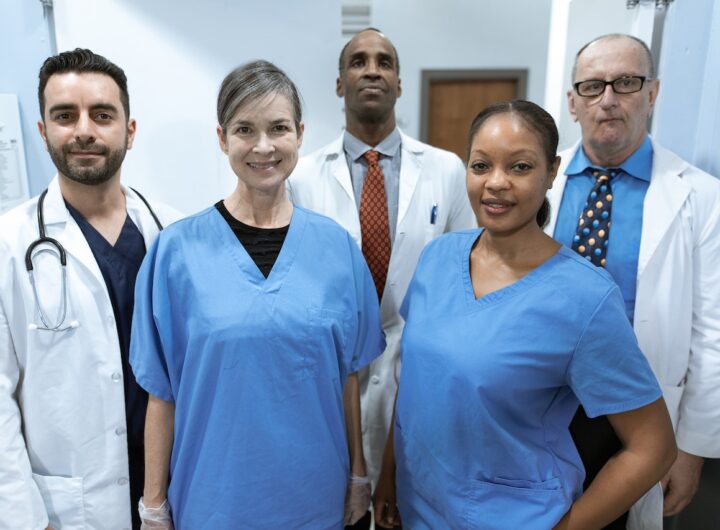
[306,306,350,379]
[463,477,568,530]
[32,473,85,529]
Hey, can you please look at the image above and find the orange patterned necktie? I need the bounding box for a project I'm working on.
[360,150,391,299]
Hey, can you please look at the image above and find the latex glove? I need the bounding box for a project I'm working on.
[139,497,174,530]
[661,449,704,516]
[344,474,371,525]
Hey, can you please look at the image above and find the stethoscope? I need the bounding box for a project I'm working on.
[25,187,163,332]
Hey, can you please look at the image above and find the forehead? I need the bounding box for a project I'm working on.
[472,113,544,151]
[230,92,294,122]
[343,31,395,62]
[575,37,649,79]
[43,72,122,110]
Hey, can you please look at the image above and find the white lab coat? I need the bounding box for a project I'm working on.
[0,176,182,530]
[287,131,476,482]
[546,139,720,529]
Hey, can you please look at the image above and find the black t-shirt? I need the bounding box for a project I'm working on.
[215,201,289,278]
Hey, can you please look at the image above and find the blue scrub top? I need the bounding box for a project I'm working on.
[395,229,661,530]
[130,205,383,530]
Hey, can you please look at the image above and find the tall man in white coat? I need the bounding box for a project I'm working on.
[0,49,181,529]
[288,28,475,527]
[546,34,720,530]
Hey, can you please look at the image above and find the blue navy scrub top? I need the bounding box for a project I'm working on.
[66,202,148,448]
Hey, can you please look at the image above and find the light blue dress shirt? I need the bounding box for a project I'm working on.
[554,136,653,323]
[343,128,402,242]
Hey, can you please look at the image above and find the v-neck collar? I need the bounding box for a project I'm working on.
[65,199,136,253]
[210,204,306,292]
[461,228,564,308]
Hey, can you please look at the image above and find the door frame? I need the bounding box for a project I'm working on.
[419,69,529,143]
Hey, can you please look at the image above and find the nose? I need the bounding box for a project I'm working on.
[485,168,511,190]
[363,59,381,78]
[253,132,275,155]
[598,83,619,109]
[74,112,96,143]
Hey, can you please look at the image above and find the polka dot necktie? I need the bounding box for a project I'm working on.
[571,169,614,267]
[360,150,391,299]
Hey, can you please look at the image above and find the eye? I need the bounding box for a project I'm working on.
[54,112,73,121]
[96,112,112,121]
[272,124,291,133]
[350,58,364,68]
[512,162,534,172]
[235,126,252,135]
[469,161,489,172]
[380,59,393,69]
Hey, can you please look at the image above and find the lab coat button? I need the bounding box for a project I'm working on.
[111,372,122,382]
[371,375,380,384]
[117,477,128,485]
[115,426,126,435]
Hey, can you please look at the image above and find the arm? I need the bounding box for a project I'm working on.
[0,290,48,530]
[373,390,400,529]
[554,399,676,529]
[143,394,175,508]
[343,372,371,525]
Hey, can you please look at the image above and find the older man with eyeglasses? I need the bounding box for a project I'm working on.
[545,33,720,530]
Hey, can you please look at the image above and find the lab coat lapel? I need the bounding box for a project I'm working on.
[637,141,691,276]
[328,135,356,207]
[125,186,161,244]
[397,133,423,229]
[41,176,106,288]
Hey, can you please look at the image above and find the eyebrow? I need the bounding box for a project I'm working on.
[231,118,292,127]
[47,102,119,114]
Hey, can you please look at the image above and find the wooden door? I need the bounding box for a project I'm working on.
[421,71,526,162]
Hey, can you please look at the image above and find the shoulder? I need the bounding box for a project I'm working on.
[417,229,479,265]
[652,141,719,190]
[549,246,620,301]
[290,137,343,181]
[0,195,40,245]
[401,132,464,169]
[152,206,217,247]
[295,205,353,239]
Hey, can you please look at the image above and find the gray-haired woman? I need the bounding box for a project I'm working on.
[130,60,383,529]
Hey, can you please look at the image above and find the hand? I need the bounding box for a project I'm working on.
[373,467,400,528]
[344,475,371,526]
[139,497,174,530]
[661,449,704,516]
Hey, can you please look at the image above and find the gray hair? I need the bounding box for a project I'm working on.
[572,33,655,82]
[217,60,302,135]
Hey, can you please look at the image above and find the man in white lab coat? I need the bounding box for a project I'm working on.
[288,28,476,528]
[546,34,720,529]
[0,49,180,529]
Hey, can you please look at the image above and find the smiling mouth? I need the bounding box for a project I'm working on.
[247,161,280,169]
[481,199,515,213]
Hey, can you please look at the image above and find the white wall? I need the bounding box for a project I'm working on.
[53,0,342,214]
[371,0,553,139]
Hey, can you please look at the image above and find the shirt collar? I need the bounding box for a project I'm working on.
[566,135,653,181]
[343,127,402,162]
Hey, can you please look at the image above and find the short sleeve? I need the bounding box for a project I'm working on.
[129,237,174,402]
[568,286,662,417]
[343,233,384,375]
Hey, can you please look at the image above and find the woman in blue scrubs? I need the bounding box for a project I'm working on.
[374,101,676,529]
[130,61,383,529]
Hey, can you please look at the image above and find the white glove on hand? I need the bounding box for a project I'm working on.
[344,474,372,526]
[139,497,174,530]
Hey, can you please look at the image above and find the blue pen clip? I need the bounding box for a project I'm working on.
[430,203,438,224]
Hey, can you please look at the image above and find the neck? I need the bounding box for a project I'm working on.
[345,113,397,147]
[58,173,126,220]
[224,182,292,228]
[476,222,558,268]
[584,136,644,167]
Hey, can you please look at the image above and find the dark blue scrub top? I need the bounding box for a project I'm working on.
[66,202,147,449]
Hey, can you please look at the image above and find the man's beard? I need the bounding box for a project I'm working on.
[48,137,127,186]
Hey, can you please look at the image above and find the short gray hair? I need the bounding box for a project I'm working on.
[572,33,655,82]
[217,60,302,135]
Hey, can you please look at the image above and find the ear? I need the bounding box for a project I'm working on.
[647,79,660,116]
[548,156,561,189]
[397,77,402,98]
[216,125,228,154]
[567,89,578,122]
[336,76,344,98]
[37,120,49,151]
[296,122,304,150]
[126,118,137,150]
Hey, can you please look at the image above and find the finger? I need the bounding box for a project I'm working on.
[663,489,691,517]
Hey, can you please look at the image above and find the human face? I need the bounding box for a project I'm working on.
[217,93,303,194]
[467,113,559,237]
[568,36,659,167]
[38,72,135,186]
[336,30,401,126]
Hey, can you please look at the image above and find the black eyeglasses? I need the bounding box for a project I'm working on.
[574,76,651,97]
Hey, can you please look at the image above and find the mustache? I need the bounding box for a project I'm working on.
[62,141,108,155]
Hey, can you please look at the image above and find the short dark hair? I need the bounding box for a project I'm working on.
[572,33,655,82]
[38,48,130,121]
[217,60,303,135]
[338,28,400,74]
[467,100,559,228]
